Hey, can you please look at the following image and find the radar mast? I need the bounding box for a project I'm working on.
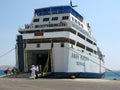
[70,0,78,7]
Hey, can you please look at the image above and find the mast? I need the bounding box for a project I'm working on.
[70,0,78,7]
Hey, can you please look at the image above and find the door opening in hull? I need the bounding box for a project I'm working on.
[28,50,51,73]
[36,52,51,72]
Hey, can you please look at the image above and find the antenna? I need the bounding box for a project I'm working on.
[70,0,78,7]
[70,0,72,6]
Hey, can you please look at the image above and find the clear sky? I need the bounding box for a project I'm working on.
[0,0,120,70]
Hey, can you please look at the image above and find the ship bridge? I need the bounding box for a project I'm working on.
[34,5,83,22]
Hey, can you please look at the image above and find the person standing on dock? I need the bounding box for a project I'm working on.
[35,65,39,79]
[4,68,10,75]
[30,65,36,80]
[12,67,18,78]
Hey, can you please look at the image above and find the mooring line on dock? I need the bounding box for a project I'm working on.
[0,48,15,58]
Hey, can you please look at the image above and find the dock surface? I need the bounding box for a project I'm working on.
[0,78,120,90]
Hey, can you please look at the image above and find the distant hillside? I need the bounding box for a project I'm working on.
[0,65,14,70]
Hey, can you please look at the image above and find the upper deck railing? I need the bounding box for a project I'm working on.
[19,21,68,31]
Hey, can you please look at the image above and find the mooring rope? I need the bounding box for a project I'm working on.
[0,48,15,58]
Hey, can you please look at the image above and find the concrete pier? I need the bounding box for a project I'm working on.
[0,78,120,90]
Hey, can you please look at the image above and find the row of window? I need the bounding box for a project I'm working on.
[72,17,84,28]
[76,42,97,54]
[77,32,97,45]
[35,23,67,28]
[24,42,64,48]
[24,37,97,55]
[33,16,83,29]
[25,42,97,55]
[28,42,96,55]
[33,16,69,22]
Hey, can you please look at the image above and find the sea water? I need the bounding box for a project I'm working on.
[104,71,120,79]
[0,70,5,76]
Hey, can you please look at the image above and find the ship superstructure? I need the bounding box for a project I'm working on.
[16,5,105,78]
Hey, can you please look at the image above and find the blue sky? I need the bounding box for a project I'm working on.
[0,0,120,70]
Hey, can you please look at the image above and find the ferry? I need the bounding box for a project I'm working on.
[16,2,105,78]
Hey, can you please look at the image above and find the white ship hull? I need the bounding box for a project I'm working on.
[16,40,104,78]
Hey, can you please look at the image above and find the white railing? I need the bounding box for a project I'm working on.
[19,21,69,31]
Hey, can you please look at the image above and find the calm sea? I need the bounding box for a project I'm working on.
[104,71,120,79]
[0,70,5,76]
[0,70,120,79]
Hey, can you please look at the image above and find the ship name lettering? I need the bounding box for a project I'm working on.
[71,53,79,60]
[71,53,89,61]
[80,55,89,61]
[76,61,85,66]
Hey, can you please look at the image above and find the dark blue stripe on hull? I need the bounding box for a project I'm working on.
[44,72,105,78]
[75,72,105,78]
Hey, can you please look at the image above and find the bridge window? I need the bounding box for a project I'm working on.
[33,19,39,22]
[72,17,74,21]
[78,22,80,25]
[62,16,69,20]
[52,17,58,21]
[43,18,49,21]
[75,19,77,23]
